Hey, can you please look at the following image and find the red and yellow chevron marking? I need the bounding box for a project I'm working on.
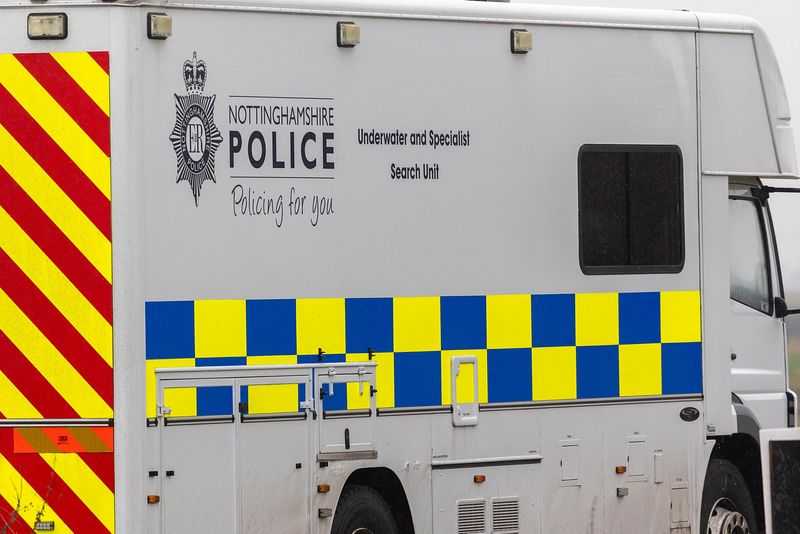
[0,51,113,533]
[0,428,114,534]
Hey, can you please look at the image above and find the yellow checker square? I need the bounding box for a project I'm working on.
[532,346,577,401]
[296,298,346,355]
[441,350,488,405]
[194,300,247,357]
[146,358,195,418]
[660,290,701,343]
[576,292,619,346]
[619,344,662,397]
[346,353,395,409]
[393,296,441,352]
[163,387,197,418]
[246,355,299,414]
[486,294,532,349]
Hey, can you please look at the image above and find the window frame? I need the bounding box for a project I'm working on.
[728,192,774,316]
[764,199,785,302]
[577,144,685,275]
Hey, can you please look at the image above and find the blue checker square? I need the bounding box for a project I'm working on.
[145,301,195,359]
[196,356,247,368]
[246,299,296,356]
[576,346,619,398]
[298,354,347,410]
[441,296,486,350]
[394,352,442,407]
[488,348,532,403]
[297,354,346,364]
[619,292,661,344]
[195,357,246,416]
[662,342,702,394]
[197,387,234,416]
[346,298,393,353]
[532,294,575,347]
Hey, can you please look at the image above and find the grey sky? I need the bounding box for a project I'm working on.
[521,0,800,295]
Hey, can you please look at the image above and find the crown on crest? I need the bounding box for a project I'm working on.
[183,52,207,94]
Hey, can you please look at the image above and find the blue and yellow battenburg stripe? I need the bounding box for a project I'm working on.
[144,290,702,417]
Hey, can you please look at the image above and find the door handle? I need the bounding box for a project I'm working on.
[326,368,336,397]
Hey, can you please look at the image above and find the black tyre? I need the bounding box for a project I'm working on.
[331,484,399,534]
[701,458,759,534]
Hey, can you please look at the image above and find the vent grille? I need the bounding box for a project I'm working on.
[492,497,520,534]
[457,499,486,534]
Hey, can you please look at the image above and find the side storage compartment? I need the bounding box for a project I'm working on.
[432,462,541,534]
[154,368,316,534]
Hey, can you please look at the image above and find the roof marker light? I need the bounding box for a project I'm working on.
[337,21,360,48]
[27,13,67,40]
[510,29,533,54]
[147,12,172,40]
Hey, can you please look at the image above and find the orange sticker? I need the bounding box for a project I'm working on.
[13,427,113,453]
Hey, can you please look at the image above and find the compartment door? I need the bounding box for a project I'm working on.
[236,373,314,534]
[316,365,377,460]
[158,377,238,534]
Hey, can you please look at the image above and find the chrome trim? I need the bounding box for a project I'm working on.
[0,418,113,427]
[377,406,452,416]
[163,415,235,426]
[323,408,371,419]
[432,454,542,470]
[316,450,378,462]
[241,412,308,423]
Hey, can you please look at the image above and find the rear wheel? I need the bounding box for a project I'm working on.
[331,484,398,534]
[701,459,758,534]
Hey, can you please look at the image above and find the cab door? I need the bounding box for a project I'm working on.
[727,180,787,429]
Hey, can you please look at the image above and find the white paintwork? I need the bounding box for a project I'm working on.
[738,392,789,430]
[699,33,779,176]
[700,174,736,436]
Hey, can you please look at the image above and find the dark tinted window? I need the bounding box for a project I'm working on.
[579,145,683,274]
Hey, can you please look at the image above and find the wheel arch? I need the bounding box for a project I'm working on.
[337,466,415,534]
[709,432,764,531]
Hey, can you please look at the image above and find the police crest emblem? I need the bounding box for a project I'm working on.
[169,52,223,205]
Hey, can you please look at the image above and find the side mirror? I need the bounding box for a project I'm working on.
[774,297,800,319]
[775,297,788,318]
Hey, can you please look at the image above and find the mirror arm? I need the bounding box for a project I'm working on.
[762,186,800,195]
[752,186,800,204]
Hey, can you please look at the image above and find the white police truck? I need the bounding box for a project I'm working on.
[0,0,797,533]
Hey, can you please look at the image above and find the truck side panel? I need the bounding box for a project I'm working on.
[139,10,703,534]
